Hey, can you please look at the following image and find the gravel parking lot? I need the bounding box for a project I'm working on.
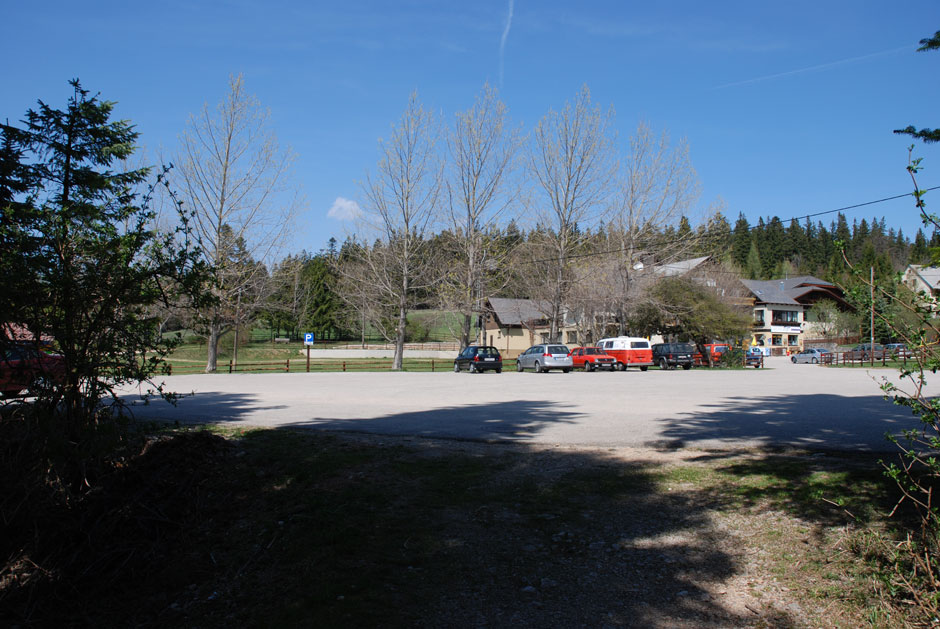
[119,356,930,452]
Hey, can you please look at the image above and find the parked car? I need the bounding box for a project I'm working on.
[569,346,617,371]
[651,343,695,370]
[0,343,67,397]
[516,344,573,373]
[845,343,886,360]
[694,342,731,366]
[745,346,764,368]
[595,337,653,371]
[453,345,503,373]
[884,343,913,358]
[790,348,832,364]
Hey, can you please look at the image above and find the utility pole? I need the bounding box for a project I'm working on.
[870,266,875,367]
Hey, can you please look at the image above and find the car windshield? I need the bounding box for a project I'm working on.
[631,341,649,348]
[585,348,602,355]
[548,345,569,354]
[3,345,42,361]
[477,347,498,358]
[677,344,695,352]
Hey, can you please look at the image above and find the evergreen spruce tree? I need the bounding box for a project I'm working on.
[760,216,785,277]
[833,213,852,243]
[911,229,929,264]
[731,213,751,270]
[0,80,209,432]
[703,211,732,260]
[744,240,763,279]
[854,218,871,256]
[785,218,807,271]
[817,222,835,274]
[804,219,822,272]
[677,215,693,242]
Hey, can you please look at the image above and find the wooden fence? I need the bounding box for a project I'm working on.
[821,349,925,367]
[162,358,452,374]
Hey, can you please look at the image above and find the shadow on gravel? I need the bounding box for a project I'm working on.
[34,389,905,625]
[126,393,583,442]
[123,391,288,424]
[2,421,835,628]
[656,392,913,452]
[286,399,581,441]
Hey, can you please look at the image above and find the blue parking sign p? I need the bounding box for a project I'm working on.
[304,332,315,345]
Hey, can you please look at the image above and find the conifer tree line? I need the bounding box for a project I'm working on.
[258,210,933,335]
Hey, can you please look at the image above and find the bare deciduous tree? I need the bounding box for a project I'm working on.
[177,74,300,372]
[605,121,702,335]
[342,92,442,369]
[441,84,520,348]
[526,85,617,341]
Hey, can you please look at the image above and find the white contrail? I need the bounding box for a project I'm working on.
[499,0,514,88]
[714,45,912,90]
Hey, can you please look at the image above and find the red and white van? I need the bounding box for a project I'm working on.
[595,337,654,371]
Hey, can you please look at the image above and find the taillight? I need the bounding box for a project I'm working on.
[473,355,479,361]
[543,352,551,357]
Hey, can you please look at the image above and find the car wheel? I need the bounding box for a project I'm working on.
[516,360,524,372]
[682,363,692,370]
[495,368,501,374]
[658,358,669,370]
[791,357,796,363]
[562,368,570,373]
[454,362,460,373]
[534,361,543,373]
[585,361,593,372]
[812,357,818,364]
[639,366,648,372]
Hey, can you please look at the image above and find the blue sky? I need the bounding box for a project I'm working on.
[3,1,940,255]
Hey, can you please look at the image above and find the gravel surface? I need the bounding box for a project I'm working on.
[120,357,926,452]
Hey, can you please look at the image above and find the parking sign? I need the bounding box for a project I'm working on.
[304,332,315,345]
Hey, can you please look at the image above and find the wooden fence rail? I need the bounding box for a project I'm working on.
[160,359,449,374]
[821,349,927,367]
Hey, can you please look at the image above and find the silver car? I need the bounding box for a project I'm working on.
[516,344,573,373]
[791,348,832,364]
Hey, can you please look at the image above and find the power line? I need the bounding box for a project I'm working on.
[796,186,940,222]
[520,185,940,266]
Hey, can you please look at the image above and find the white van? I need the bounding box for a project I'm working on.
[595,337,653,371]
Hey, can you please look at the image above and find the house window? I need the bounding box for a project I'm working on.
[772,310,799,325]
[753,310,765,326]
[772,334,783,346]
[788,335,799,346]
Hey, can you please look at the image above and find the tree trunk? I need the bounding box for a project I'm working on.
[460,312,472,348]
[394,299,406,370]
[206,321,221,373]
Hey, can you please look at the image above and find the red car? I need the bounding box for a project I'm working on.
[569,347,617,371]
[0,343,67,397]
[694,343,731,366]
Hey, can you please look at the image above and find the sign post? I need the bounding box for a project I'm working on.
[304,333,315,372]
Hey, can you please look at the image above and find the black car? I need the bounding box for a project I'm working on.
[453,345,503,373]
[651,343,695,370]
